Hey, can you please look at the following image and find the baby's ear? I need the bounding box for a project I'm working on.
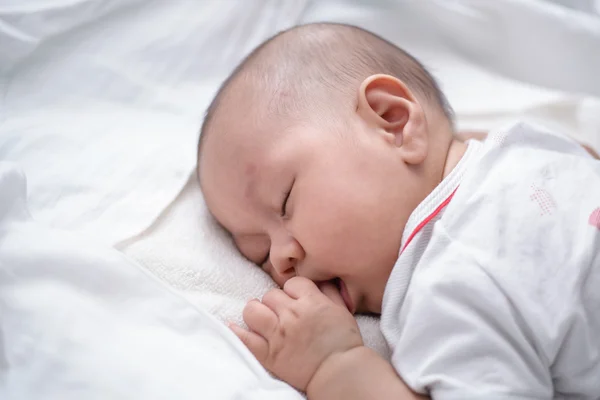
[357,74,428,165]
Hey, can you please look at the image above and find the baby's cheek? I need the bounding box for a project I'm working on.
[295,176,377,262]
[308,205,371,261]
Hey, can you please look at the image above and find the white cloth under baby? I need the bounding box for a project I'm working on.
[0,162,302,400]
[381,122,600,399]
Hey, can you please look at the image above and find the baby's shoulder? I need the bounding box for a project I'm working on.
[450,121,600,220]
[438,121,600,271]
[469,121,594,186]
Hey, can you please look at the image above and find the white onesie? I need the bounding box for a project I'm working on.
[381,122,600,399]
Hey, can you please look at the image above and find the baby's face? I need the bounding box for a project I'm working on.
[200,111,419,314]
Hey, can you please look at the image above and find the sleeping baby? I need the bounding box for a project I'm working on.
[197,23,600,399]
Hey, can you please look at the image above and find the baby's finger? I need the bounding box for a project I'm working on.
[318,281,346,309]
[283,276,320,299]
[229,323,269,363]
[261,288,294,316]
[243,299,279,339]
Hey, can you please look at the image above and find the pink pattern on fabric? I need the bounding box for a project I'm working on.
[589,208,600,229]
[529,184,556,216]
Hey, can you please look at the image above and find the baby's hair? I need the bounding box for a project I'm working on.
[198,22,453,162]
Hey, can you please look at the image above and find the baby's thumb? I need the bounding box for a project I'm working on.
[317,281,346,309]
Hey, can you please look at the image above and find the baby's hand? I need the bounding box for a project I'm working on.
[230,277,363,392]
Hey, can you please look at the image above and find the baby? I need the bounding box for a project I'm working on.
[198,23,600,399]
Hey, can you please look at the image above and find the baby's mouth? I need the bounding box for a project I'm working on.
[334,278,355,314]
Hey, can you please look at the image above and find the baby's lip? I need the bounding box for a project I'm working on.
[338,279,355,314]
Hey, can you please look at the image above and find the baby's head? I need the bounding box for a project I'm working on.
[198,23,455,314]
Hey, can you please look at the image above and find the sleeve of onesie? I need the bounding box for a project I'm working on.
[391,238,554,399]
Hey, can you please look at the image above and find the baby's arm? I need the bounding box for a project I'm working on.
[307,346,427,400]
[230,277,426,400]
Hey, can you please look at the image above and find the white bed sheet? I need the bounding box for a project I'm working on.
[1,0,600,398]
[1,0,599,245]
[0,162,302,400]
[0,0,306,245]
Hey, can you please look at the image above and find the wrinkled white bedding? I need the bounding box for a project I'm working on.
[1,0,600,398]
[1,0,599,244]
[0,162,302,400]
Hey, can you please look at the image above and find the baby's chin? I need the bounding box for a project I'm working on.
[357,288,385,315]
[355,300,381,316]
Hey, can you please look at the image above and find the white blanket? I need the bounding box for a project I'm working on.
[1,0,600,397]
[1,0,599,245]
[0,162,302,400]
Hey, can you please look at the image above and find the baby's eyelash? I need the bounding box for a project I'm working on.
[281,179,295,217]
[281,191,291,217]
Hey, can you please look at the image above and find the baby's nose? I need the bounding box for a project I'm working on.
[269,236,304,286]
[270,262,296,287]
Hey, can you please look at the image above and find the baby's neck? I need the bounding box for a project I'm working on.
[441,138,468,181]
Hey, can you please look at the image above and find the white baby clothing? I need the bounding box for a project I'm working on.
[381,122,600,399]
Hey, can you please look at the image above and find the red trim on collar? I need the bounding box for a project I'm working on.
[400,187,459,255]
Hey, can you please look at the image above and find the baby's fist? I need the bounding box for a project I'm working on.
[231,277,363,391]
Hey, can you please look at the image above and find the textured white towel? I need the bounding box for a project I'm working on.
[121,174,391,357]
